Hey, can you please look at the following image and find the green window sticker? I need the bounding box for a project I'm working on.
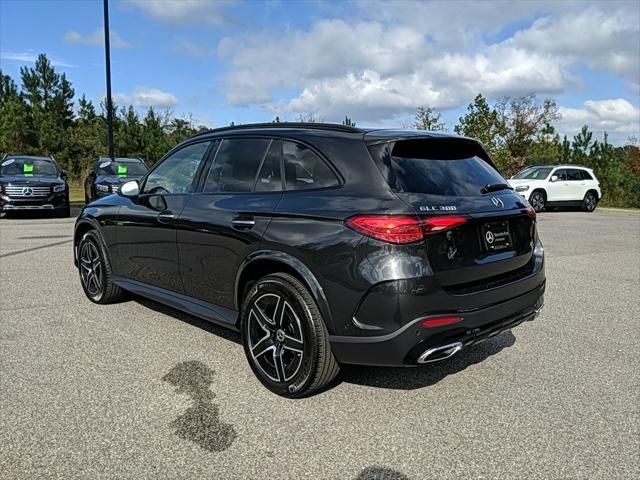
[117,165,128,176]
[23,163,34,176]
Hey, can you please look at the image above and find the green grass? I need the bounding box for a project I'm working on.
[68,183,84,204]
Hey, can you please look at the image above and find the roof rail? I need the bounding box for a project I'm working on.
[191,122,364,138]
[526,164,593,170]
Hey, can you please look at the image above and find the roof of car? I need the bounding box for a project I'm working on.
[191,123,472,143]
[524,164,593,170]
[97,157,145,163]
[2,154,54,161]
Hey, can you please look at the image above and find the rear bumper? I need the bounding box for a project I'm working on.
[330,280,545,366]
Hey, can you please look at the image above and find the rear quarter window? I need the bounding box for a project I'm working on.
[378,138,505,196]
[282,140,339,191]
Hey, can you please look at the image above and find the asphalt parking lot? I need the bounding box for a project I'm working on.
[1,209,638,479]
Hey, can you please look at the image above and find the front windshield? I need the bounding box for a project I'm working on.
[96,160,148,177]
[0,157,58,177]
[513,167,552,180]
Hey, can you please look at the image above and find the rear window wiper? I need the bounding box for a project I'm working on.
[481,183,514,194]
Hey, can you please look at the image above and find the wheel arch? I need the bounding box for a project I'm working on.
[73,217,108,266]
[585,188,599,200]
[235,250,335,334]
[530,188,547,200]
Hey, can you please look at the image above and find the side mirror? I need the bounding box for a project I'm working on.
[120,180,140,197]
[550,175,558,182]
[60,170,68,180]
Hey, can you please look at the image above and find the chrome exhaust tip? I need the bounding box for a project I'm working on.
[417,342,463,364]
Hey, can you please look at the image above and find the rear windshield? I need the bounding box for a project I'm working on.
[97,160,148,177]
[513,167,552,180]
[0,157,58,177]
[381,139,505,196]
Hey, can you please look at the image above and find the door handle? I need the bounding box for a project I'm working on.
[157,211,175,224]
[231,217,255,230]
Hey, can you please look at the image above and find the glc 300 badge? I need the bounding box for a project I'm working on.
[419,205,457,212]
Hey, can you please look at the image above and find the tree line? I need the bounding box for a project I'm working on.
[1,54,638,207]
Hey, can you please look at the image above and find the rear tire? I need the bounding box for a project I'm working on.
[240,272,339,398]
[582,192,598,212]
[78,230,124,304]
[530,191,545,213]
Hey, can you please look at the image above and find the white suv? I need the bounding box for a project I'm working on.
[509,165,601,213]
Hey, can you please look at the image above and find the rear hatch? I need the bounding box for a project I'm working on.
[367,136,536,290]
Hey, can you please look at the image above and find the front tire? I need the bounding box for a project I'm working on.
[78,230,124,304]
[530,191,546,213]
[240,273,339,398]
[583,192,598,212]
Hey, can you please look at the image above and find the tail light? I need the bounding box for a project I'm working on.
[526,206,536,220]
[345,215,423,244]
[422,216,467,235]
[345,215,467,244]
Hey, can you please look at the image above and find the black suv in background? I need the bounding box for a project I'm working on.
[74,124,545,397]
[84,157,148,203]
[0,155,70,217]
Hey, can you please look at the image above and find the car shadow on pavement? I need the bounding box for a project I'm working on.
[133,297,242,345]
[133,295,515,393]
[339,331,516,391]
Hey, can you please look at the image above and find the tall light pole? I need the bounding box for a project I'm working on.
[103,0,114,159]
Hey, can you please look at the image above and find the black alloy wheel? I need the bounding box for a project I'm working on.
[241,273,339,398]
[583,192,598,212]
[77,231,124,304]
[79,239,103,298]
[530,191,545,213]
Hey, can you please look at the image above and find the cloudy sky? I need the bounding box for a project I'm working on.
[1,0,638,144]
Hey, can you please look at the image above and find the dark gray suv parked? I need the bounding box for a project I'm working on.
[74,123,545,397]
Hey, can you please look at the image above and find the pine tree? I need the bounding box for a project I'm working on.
[19,54,75,159]
[0,69,31,153]
[342,116,356,127]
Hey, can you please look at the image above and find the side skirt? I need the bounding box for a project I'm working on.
[112,275,239,331]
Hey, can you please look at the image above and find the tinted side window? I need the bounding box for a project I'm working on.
[553,169,568,181]
[143,142,211,194]
[254,140,282,192]
[282,140,339,190]
[581,170,593,180]
[204,138,270,193]
[567,169,582,181]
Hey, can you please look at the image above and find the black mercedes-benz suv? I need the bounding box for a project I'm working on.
[0,155,70,217]
[73,124,545,397]
[84,157,149,203]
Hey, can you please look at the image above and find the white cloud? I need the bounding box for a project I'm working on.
[126,0,235,25]
[556,99,640,144]
[64,28,131,48]
[217,18,575,121]
[508,7,640,82]
[0,51,75,68]
[212,1,639,137]
[112,87,179,109]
